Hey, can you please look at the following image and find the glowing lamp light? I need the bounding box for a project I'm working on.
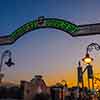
[82,52,93,64]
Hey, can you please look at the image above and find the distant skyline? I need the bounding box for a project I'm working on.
[0,0,100,86]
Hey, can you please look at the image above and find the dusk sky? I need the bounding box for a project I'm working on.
[0,0,100,86]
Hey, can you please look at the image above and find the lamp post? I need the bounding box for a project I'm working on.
[82,43,100,89]
[61,80,68,87]
[0,50,15,83]
[77,61,84,88]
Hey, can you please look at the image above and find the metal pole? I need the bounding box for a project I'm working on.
[82,78,84,88]
[88,78,90,89]
[92,76,94,89]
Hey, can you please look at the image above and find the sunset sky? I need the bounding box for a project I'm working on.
[0,0,100,86]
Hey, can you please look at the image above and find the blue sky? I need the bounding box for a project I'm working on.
[0,0,100,86]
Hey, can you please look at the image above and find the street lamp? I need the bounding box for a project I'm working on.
[61,80,68,87]
[0,50,15,83]
[82,43,100,89]
[77,43,100,89]
[77,61,84,88]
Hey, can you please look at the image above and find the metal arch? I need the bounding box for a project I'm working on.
[1,17,100,45]
[0,17,79,45]
[73,23,100,37]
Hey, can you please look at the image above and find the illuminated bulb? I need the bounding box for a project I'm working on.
[82,52,93,64]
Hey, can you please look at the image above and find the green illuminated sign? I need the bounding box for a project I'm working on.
[11,17,79,41]
[11,21,37,40]
[0,17,79,45]
[46,19,78,33]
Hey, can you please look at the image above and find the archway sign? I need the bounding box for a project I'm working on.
[0,16,79,45]
[1,16,100,45]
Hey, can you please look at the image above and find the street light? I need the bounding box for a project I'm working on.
[0,50,15,83]
[61,80,68,87]
[82,43,100,89]
[77,61,84,88]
